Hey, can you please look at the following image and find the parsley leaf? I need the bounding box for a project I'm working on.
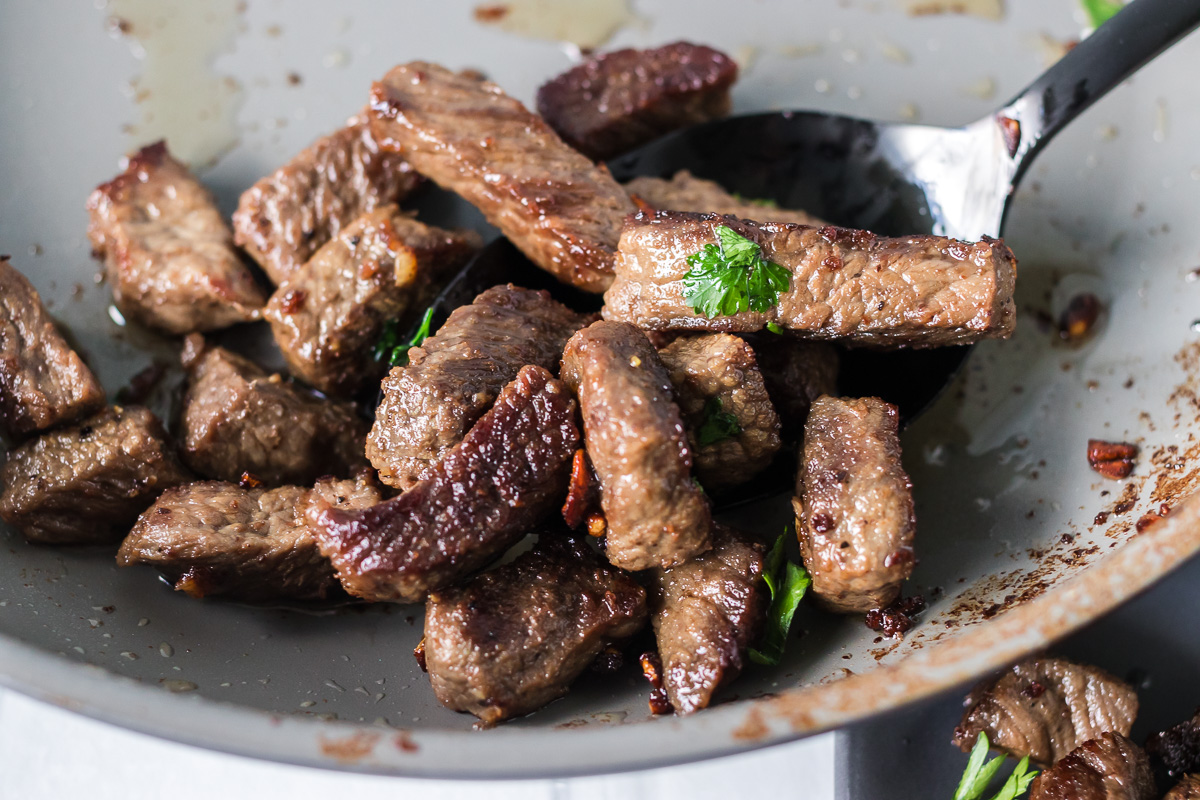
[732,192,780,209]
[953,733,1039,800]
[766,321,784,335]
[749,533,811,666]
[695,396,741,447]
[1081,0,1123,28]
[682,225,791,319]
[374,307,436,367]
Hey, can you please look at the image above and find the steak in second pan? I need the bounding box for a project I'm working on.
[312,365,578,603]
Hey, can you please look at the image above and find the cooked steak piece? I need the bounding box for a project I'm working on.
[86,141,266,334]
[953,656,1139,766]
[117,473,381,602]
[649,525,767,715]
[561,321,711,571]
[1147,709,1200,776]
[424,534,647,724]
[1029,733,1156,800]
[624,170,824,226]
[233,113,423,285]
[536,43,737,163]
[0,257,105,439]
[794,396,914,612]
[657,333,781,491]
[746,335,839,438]
[1165,776,1200,800]
[367,284,589,490]
[179,335,369,486]
[604,211,1017,347]
[263,205,480,396]
[312,365,578,603]
[368,62,636,293]
[0,406,190,545]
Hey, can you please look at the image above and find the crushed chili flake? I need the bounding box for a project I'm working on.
[585,512,607,538]
[639,651,673,715]
[1058,293,1102,341]
[473,4,509,21]
[1087,439,1138,479]
[562,449,599,529]
[865,595,927,638]
[1023,680,1046,699]
[238,472,264,489]
[413,638,427,673]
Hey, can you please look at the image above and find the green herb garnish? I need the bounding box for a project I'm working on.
[749,533,811,666]
[733,192,780,209]
[1081,0,1123,28]
[953,733,1038,800]
[695,396,741,447]
[765,321,784,335]
[374,307,436,367]
[682,225,791,319]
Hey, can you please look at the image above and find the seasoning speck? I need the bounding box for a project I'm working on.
[159,642,174,657]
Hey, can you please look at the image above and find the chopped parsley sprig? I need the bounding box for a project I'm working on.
[749,533,811,666]
[682,225,790,319]
[696,396,741,447]
[374,307,436,367]
[1081,0,1123,29]
[953,733,1038,800]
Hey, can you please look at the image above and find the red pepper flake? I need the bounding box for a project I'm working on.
[473,4,509,21]
[585,512,607,538]
[279,289,307,314]
[1022,680,1046,699]
[811,513,834,534]
[413,638,427,673]
[1059,293,1102,341]
[562,449,599,529]
[1087,439,1138,479]
[640,651,673,715]
[1136,513,1163,533]
[865,595,927,638]
[998,115,1021,157]
[238,472,264,489]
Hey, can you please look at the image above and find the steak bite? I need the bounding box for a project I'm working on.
[425,534,647,725]
[604,210,1017,347]
[368,61,636,293]
[657,333,781,491]
[1029,732,1156,800]
[1146,709,1200,776]
[0,257,105,439]
[312,365,578,603]
[367,284,590,490]
[1166,776,1200,800]
[648,526,768,715]
[117,473,381,602]
[953,657,1139,767]
[561,321,711,571]
[794,396,914,613]
[179,335,369,486]
[86,141,266,334]
[535,42,738,163]
[0,406,191,545]
[624,170,824,227]
[263,205,480,396]
[232,113,423,285]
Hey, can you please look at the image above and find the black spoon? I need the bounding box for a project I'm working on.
[419,0,1200,505]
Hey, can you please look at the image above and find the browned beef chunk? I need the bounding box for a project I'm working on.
[117,473,380,602]
[953,657,1139,766]
[263,205,480,396]
[794,396,914,612]
[0,257,105,439]
[0,406,191,545]
[86,141,266,334]
[746,335,839,438]
[425,534,647,724]
[604,210,1017,347]
[367,284,589,490]
[312,365,578,603]
[1147,709,1200,776]
[368,62,636,293]
[1165,776,1200,800]
[535,43,737,163]
[649,526,767,715]
[657,333,781,491]
[232,113,423,285]
[624,170,824,227]
[561,321,711,571]
[179,335,369,486]
[1029,732,1156,800]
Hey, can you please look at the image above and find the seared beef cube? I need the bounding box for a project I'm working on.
[1147,709,1200,776]
[604,211,1017,347]
[624,170,824,227]
[233,113,423,285]
[264,205,480,396]
[747,335,839,438]
[425,535,647,724]
[179,335,369,486]
[537,43,737,162]
[649,526,767,715]
[0,257,105,439]
[1165,776,1200,800]
[561,321,711,571]
[367,284,589,490]
[86,141,266,334]
[0,406,190,544]
[953,656,1139,766]
[312,365,578,603]
[1029,732,1155,800]
[117,473,380,602]
[657,333,781,491]
[368,62,635,293]
[794,396,913,612]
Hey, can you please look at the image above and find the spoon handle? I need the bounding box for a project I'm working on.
[997,0,1200,185]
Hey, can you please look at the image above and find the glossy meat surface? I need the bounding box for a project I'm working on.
[1165,776,1200,800]
[624,170,823,226]
[1029,733,1156,800]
